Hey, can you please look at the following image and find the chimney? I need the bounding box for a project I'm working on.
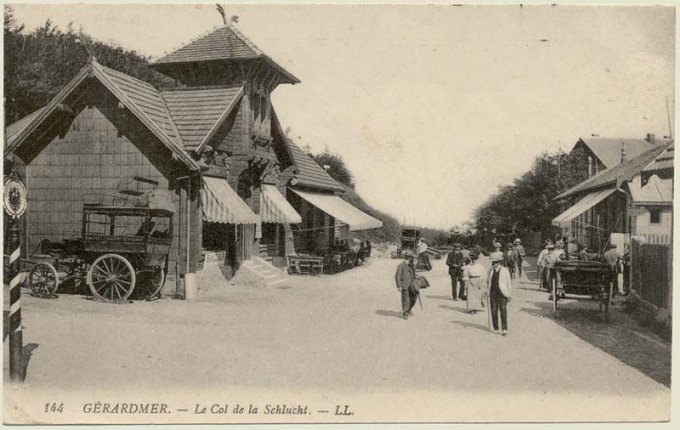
[587,155,593,178]
[645,133,656,144]
[620,142,626,163]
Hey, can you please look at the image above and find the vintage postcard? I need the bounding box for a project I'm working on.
[2,2,674,426]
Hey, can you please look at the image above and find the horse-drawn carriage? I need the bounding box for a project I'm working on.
[391,228,420,259]
[23,194,173,303]
[552,260,613,322]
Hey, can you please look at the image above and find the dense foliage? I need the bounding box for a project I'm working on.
[312,150,355,189]
[467,146,590,248]
[4,6,173,124]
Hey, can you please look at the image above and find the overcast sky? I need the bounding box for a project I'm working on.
[7,3,675,229]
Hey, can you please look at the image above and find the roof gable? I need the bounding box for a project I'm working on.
[151,25,299,84]
[556,142,672,199]
[576,137,664,168]
[161,86,244,151]
[5,60,199,171]
[629,174,673,205]
[285,139,345,192]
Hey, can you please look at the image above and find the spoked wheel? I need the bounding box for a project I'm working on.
[136,267,165,301]
[28,263,59,298]
[87,254,136,303]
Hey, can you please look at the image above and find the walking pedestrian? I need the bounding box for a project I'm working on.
[416,238,432,271]
[537,241,550,290]
[503,243,516,278]
[462,250,487,314]
[488,255,512,335]
[446,243,465,301]
[512,239,526,280]
[489,241,503,262]
[543,244,561,298]
[603,243,623,296]
[395,249,417,320]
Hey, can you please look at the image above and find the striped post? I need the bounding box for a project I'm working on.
[7,220,23,382]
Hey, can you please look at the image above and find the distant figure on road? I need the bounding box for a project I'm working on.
[503,243,516,278]
[489,241,503,262]
[416,238,432,271]
[512,239,526,279]
[395,249,417,320]
[446,243,466,301]
[543,243,558,295]
[488,254,512,335]
[462,250,487,314]
[603,243,623,296]
[536,241,550,290]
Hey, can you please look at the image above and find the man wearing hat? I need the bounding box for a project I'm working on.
[395,249,417,320]
[536,241,551,290]
[489,241,503,262]
[603,243,624,296]
[503,243,516,278]
[512,239,526,280]
[542,243,557,293]
[488,254,512,335]
[446,243,466,300]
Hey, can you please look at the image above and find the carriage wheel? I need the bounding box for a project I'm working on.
[138,267,165,301]
[87,254,136,303]
[28,263,59,298]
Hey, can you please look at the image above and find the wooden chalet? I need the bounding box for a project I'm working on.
[552,142,672,252]
[5,22,383,294]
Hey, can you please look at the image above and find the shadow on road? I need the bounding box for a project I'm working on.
[452,320,489,332]
[22,343,39,381]
[439,304,469,314]
[375,310,404,319]
[522,300,671,387]
[425,294,453,301]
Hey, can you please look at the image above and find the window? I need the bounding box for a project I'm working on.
[650,209,661,224]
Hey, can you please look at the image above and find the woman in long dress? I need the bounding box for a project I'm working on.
[462,250,488,314]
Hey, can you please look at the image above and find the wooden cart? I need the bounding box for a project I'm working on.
[23,203,173,303]
[552,260,613,322]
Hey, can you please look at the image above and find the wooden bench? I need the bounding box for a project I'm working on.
[287,254,324,276]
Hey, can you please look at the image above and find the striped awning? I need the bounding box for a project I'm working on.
[290,189,383,231]
[260,184,301,224]
[551,188,617,228]
[201,177,258,224]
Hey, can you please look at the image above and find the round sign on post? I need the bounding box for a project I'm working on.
[4,170,26,382]
[4,174,28,219]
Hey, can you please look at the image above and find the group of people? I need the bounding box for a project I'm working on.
[537,236,628,298]
[398,241,514,335]
[488,239,526,280]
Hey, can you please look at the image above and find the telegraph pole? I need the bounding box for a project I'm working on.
[4,170,27,382]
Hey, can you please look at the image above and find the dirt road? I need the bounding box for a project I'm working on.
[4,256,670,424]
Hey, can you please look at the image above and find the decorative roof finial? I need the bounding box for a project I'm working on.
[216,4,227,25]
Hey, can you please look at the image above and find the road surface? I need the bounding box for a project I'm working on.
[4,256,670,424]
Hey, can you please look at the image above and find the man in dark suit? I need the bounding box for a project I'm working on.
[446,243,465,301]
[395,249,417,320]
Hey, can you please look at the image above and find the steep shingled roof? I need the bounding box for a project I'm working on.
[286,139,345,192]
[4,60,199,171]
[556,142,672,199]
[643,143,674,174]
[5,108,44,147]
[98,64,181,144]
[576,137,665,168]
[151,25,299,84]
[161,86,244,151]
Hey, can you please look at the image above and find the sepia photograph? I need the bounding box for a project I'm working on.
[2,1,675,425]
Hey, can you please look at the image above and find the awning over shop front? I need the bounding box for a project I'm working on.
[290,189,383,231]
[201,177,258,224]
[552,188,617,228]
[260,184,302,224]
